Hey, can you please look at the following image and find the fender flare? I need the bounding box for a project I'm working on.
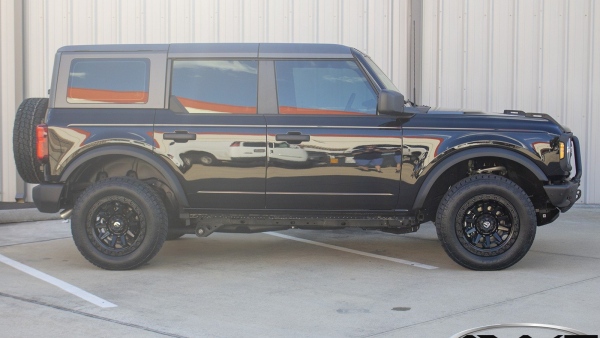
[412,147,548,210]
[59,145,189,207]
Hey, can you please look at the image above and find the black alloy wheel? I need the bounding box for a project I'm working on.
[459,198,516,255]
[91,200,143,253]
[436,174,536,270]
[71,177,168,270]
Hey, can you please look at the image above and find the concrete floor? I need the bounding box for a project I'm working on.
[0,207,598,337]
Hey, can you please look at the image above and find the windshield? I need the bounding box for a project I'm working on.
[362,56,399,91]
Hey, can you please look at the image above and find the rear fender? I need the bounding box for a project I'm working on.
[59,145,189,207]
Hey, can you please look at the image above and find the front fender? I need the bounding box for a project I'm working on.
[412,147,548,210]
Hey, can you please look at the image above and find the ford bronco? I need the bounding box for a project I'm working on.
[13,43,582,270]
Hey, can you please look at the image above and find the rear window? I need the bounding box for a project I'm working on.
[67,59,150,104]
[171,60,258,114]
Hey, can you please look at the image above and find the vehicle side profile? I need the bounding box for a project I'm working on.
[13,43,582,270]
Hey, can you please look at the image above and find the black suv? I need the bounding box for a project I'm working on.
[13,43,582,271]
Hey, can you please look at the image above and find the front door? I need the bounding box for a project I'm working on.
[264,60,403,210]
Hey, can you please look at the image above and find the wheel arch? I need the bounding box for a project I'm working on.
[60,145,189,209]
[413,147,548,212]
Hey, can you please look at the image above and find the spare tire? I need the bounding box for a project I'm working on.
[13,98,49,183]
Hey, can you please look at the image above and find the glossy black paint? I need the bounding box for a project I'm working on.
[36,43,580,223]
[46,108,155,178]
[265,115,403,210]
[154,110,267,209]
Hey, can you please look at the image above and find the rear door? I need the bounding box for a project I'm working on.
[264,59,403,210]
[154,58,267,209]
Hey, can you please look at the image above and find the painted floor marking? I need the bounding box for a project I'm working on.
[0,254,117,308]
[265,232,438,270]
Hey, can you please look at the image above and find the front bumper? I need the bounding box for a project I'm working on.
[543,135,582,213]
[32,183,65,213]
[543,182,581,212]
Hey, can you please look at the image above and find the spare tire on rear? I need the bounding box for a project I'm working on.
[13,98,49,183]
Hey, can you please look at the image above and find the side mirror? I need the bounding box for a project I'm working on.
[377,90,405,115]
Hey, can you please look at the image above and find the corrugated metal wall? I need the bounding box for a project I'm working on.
[421,0,599,204]
[0,0,412,202]
[1,0,598,204]
[22,0,412,102]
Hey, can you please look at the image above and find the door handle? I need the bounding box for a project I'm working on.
[276,132,310,144]
[163,131,196,143]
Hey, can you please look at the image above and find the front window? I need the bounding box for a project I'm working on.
[275,60,377,115]
[362,56,399,91]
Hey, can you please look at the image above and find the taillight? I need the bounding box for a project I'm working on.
[230,141,241,147]
[36,124,49,162]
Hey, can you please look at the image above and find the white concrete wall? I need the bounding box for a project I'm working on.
[420,0,599,204]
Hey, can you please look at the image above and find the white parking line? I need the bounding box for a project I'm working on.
[265,232,438,270]
[0,254,117,308]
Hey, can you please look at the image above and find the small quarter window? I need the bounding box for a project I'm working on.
[275,60,377,115]
[67,59,150,104]
[171,60,258,114]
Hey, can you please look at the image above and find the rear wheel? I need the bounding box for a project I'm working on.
[13,98,49,183]
[71,177,168,270]
[199,153,217,166]
[435,174,536,270]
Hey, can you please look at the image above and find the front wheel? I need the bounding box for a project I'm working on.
[435,174,536,270]
[71,177,169,270]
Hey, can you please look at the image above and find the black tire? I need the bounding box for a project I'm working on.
[435,174,536,270]
[199,153,217,166]
[13,98,49,183]
[71,177,169,270]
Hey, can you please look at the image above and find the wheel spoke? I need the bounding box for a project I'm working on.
[120,235,127,247]
[472,234,482,245]
[109,236,118,248]
[465,227,477,237]
[497,225,510,232]
[99,231,110,240]
[484,235,491,248]
[493,232,503,242]
[95,221,106,229]
[464,214,476,224]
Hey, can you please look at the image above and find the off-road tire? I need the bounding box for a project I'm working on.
[13,98,49,183]
[199,153,217,166]
[435,174,536,270]
[71,177,169,270]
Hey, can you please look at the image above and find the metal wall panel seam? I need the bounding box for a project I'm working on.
[338,0,343,44]
[512,0,518,109]
[462,0,467,108]
[585,0,595,204]
[537,0,544,114]
[313,0,318,42]
[487,0,493,113]
[288,0,293,42]
[561,0,569,126]
[391,0,395,88]
[436,0,442,106]
[363,0,367,53]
